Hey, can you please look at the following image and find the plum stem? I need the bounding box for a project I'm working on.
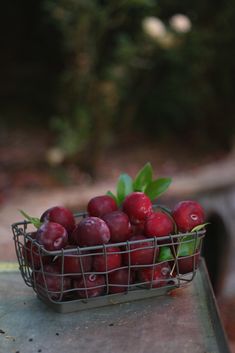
[19,209,42,229]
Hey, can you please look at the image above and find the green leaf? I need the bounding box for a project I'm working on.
[133,162,153,191]
[158,246,174,262]
[116,173,133,205]
[178,235,200,257]
[19,210,42,229]
[144,177,172,201]
[106,190,118,204]
[191,223,210,232]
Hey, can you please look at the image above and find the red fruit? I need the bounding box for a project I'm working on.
[131,222,145,236]
[177,253,200,274]
[40,206,75,235]
[74,274,106,298]
[35,264,72,301]
[123,235,158,268]
[108,268,135,294]
[87,195,118,217]
[172,200,205,232]
[144,211,174,242]
[24,237,52,269]
[122,192,153,224]
[58,246,93,276]
[93,246,122,273]
[138,262,172,288]
[102,211,132,243]
[36,222,68,251]
[71,217,110,247]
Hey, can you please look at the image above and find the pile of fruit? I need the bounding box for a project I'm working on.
[18,163,207,303]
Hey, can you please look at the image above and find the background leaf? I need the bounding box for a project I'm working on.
[144,177,172,201]
[116,173,133,205]
[133,162,153,191]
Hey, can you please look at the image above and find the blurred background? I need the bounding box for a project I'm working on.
[0,0,235,350]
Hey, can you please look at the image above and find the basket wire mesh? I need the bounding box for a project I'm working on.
[12,212,206,311]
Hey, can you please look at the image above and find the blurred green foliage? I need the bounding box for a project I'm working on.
[1,0,235,173]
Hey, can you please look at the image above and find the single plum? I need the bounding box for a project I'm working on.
[24,236,52,269]
[71,217,110,247]
[176,253,200,274]
[35,264,72,301]
[102,211,132,243]
[138,262,172,288]
[122,235,158,268]
[36,221,68,251]
[93,246,122,273]
[144,211,174,244]
[122,192,152,224]
[108,268,135,294]
[172,200,205,232]
[58,246,93,277]
[74,274,106,298]
[87,195,118,217]
[40,206,75,235]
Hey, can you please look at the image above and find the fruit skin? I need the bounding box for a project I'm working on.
[58,246,93,276]
[87,195,118,217]
[172,200,205,232]
[24,239,52,269]
[73,274,106,298]
[108,268,135,294]
[144,211,174,241]
[71,217,111,247]
[35,264,72,301]
[138,262,172,288]
[93,246,122,273]
[36,221,68,251]
[122,192,153,224]
[122,235,158,268]
[40,206,75,235]
[176,253,200,274]
[102,211,132,243]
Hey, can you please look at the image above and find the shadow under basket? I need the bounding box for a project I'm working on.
[12,212,206,313]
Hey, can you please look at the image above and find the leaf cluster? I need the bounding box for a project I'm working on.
[107,162,171,206]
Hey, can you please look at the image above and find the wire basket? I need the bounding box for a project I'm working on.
[12,211,206,313]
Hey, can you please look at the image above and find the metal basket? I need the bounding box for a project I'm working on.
[12,212,206,313]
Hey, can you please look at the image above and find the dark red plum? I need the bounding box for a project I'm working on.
[74,274,106,298]
[144,211,174,244]
[123,192,153,224]
[87,195,118,217]
[24,238,52,269]
[58,246,93,276]
[138,262,172,288]
[93,246,122,273]
[102,211,132,243]
[172,200,205,232]
[36,221,68,251]
[122,235,158,268]
[40,206,75,235]
[177,253,200,274]
[71,217,110,247]
[108,268,135,294]
[35,264,72,301]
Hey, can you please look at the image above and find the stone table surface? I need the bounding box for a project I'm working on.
[0,260,231,353]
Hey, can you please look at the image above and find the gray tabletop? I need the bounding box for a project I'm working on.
[0,260,230,353]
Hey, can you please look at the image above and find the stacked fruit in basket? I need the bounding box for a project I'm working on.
[21,163,207,302]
